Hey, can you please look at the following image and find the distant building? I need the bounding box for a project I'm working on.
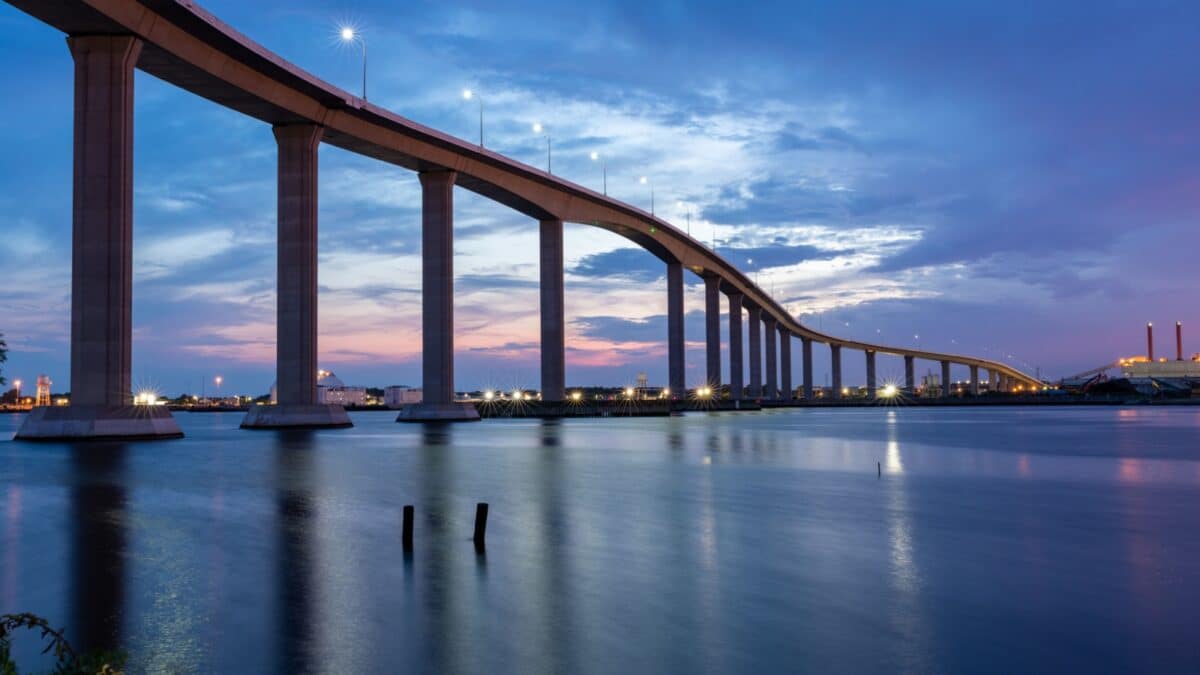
[1120,357,1200,380]
[317,371,366,406]
[269,370,366,406]
[385,386,422,408]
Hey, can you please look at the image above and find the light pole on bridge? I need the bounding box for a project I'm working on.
[339,27,367,101]
[462,89,483,147]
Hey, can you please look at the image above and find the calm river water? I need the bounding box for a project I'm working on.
[2,406,1199,673]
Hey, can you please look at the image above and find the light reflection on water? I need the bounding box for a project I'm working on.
[1,406,1200,672]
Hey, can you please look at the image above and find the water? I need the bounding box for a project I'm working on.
[2,406,1200,674]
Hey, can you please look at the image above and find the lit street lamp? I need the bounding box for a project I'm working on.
[590,152,606,195]
[532,122,551,173]
[462,88,483,147]
[340,26,367,100]
[640,176,654,215]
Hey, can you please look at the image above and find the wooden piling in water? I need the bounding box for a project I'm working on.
[473,502,489,548]
[402,505,414,550]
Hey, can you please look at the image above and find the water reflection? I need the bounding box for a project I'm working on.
[3,485,20,609]
[416,423,472,674]
[68,443,128,656]
[882,420,931,671]
[273,431,316,672]
[531,419,572,672]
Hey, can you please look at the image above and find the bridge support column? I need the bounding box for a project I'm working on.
[989,369,999,393]
[970,365,980,395]
[764,317,778,399]
[20,36,181,440]
[866,350,877,398]
[398,171,479,421]
[728,293,744,400]
[539,219,565,402]
[830,344,842,399]
[802,338,813,399]
[904,354,916,394]
[941,360,952,398]
[667,261,685,400]
[747,305,763,398]
[244,124,351,429]
[704,275,721,393]
[779,327,793,400]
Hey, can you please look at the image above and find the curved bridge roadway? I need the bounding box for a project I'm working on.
[10,0,1040,435]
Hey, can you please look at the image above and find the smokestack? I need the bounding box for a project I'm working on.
[1147,322,1154,362]
[1177,321,1183,361]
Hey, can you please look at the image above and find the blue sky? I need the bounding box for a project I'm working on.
[0,0,1197,395]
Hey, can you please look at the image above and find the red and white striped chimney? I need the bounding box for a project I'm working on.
[1177,321,1183,361]
[1147,322,1154,362]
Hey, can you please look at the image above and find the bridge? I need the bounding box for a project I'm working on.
[10,0,1041,439]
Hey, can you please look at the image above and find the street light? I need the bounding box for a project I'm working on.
[640,176,654,215]
[462,88,483,147]
[339,26,367,100]
[590,151,606,195]
[532,122,551,173]
[677,201,691,236]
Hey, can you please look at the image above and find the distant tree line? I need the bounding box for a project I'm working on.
[0,332,7,387]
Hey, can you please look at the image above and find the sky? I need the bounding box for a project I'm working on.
[0,0,1197,396]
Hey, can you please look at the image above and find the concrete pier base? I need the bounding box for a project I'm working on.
[241,404,351,429]
[396,403,480,422]
[16,405,182,441]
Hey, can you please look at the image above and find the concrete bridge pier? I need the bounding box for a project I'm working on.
[941,360,952,398]
[704,275,722,393]
[904,354,916,394]
[989,369,1000,393]
[727,293,744,400]
[865,350,877,398]
[779,327,793,400]
[243,124,351,429]
[19,36,181,440]
[970,365,980,395]
[398,171,479,421]
[764,317,778,399]
[747,305,763,398]
[830,344,842,399]
[667,261,685,399]
[802,338,814,399]
[539,219,565,402]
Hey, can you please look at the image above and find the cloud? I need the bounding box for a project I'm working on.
[569,247,671,282]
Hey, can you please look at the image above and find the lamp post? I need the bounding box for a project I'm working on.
[532,122,551,173]
[340,27,367,100]
[677,201,691,237]
[12,379,20,404]
[214,375,223,404]
[590,152,606,195]
[640,176,654,215]
[462,89,483,147]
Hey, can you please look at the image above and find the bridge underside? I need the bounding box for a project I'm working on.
[8,0,1042,440]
